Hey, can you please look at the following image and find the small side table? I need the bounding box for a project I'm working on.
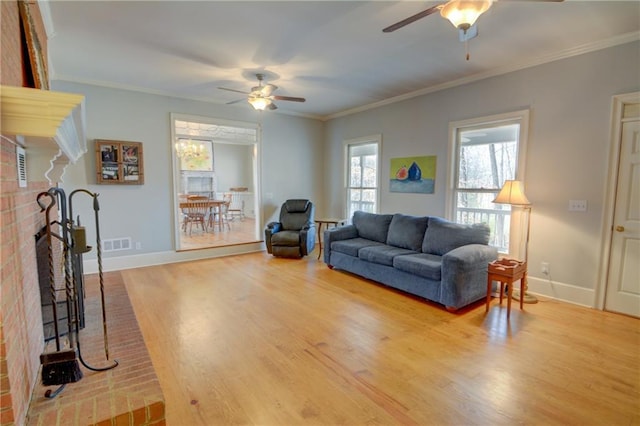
[486,259,527,318]
[315,218,344,260]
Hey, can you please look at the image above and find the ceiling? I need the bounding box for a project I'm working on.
[44,1,640,120]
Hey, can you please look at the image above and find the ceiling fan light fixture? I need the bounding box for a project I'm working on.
[440,0,492,31]
[248,96,270,111]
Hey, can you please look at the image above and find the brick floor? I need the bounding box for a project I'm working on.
[26,271,165,425]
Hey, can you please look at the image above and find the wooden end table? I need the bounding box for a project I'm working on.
[486,259,527,318]
[315,218,344,260]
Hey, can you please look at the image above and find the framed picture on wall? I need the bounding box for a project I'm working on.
[95,140,144,184]
[390,155,436,194]
[179,139,214,171]
[18,0,49,90]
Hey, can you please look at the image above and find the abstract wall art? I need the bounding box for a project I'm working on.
[390,155,436,194]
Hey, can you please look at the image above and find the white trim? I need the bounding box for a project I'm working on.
[170,113,262,251]
[526,276,596,309]
[343,134,382,218]
[596,91,640,310]
[83,244,265,274]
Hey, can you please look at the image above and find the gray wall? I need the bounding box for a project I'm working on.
[54,81,324,262]
[214,143,253,193]
[54,41,639,306]
[324,41,640,305]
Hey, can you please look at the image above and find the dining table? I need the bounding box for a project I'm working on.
[179,199,226,232]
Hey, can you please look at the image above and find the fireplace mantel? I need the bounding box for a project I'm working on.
[1,85,86,184]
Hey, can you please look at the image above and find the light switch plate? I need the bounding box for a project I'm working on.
[569,200,587,212]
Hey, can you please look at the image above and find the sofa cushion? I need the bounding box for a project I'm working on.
[358,245,418,266]
[331,238,385,257]
[386,214,429,251]
[393,253,443,281]
[422,217,490,256]
[352,211,394,243]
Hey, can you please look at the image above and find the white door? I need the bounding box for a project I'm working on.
[605,114,640,317]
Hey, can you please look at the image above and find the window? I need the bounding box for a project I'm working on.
[345,136,381,219]
[447,111,529,254]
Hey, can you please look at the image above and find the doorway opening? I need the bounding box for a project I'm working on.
[171,114,262,251]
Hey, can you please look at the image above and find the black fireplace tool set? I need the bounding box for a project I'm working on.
[36,187,118,398]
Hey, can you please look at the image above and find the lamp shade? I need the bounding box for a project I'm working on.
[440,0,492,30]
[248,97,270,111]
[493,180,531,206]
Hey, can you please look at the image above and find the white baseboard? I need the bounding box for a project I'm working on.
[85,249,596,309]
[524,275,596,308]
[83,242,265,274]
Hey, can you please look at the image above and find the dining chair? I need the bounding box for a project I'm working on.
[223,192,244,221]
[183,200,209,235]
[218,200,232,231]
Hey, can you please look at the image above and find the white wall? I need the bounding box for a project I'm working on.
[214,143,253,192]
[53,81,324,268]
[324,41,640,306]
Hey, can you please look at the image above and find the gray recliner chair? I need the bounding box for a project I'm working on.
[265,199,316,258]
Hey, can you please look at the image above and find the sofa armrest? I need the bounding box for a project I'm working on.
[264,222,282,254]
[323,224,358,264]
[440,244,498,309]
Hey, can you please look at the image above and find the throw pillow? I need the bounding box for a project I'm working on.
[422,217,490,255]
[386,214,429,251]
[352,211,394,243]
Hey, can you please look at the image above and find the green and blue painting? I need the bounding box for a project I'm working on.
[390,155,436,194]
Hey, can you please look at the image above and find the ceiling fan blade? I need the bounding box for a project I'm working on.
[382,4,443,33]
[218,87,249,95]
[226,98,246,105]
[272,95,305,103]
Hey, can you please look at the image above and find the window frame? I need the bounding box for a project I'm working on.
[344,134,382,219]
[446,110,529,256]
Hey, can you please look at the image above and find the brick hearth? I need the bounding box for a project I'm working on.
[26,272,165,425]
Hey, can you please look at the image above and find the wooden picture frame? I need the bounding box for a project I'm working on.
[18,0,49,90]
[95,140,144,184]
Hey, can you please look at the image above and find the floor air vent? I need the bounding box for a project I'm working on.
[102,237,132,252]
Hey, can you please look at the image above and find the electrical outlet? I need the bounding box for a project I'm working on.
[569,200,587,212]
[541,262,550,276]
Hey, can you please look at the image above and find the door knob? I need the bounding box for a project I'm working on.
[615,225,625,232]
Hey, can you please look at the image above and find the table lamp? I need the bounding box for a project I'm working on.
[493,180,537,304]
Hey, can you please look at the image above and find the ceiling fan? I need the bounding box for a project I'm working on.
[218,74,306,111]
[383,0,564,58]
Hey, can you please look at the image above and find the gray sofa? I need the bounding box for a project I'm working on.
[323,211,498,311]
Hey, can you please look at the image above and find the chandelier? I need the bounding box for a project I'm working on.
[175,139,204,159]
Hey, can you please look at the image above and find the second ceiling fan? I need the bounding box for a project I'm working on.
[218,74,306,111]
[383,0,564,36]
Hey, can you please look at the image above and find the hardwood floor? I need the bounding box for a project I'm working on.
[121,251,640,425]
[179,217,260,251]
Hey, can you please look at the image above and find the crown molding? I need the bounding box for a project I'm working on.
[324,32,640,121]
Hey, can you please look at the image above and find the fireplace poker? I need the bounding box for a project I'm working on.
[69,189,118,372]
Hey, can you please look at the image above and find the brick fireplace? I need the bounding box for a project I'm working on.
[0,138,49,425]
[1,2,164,424]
